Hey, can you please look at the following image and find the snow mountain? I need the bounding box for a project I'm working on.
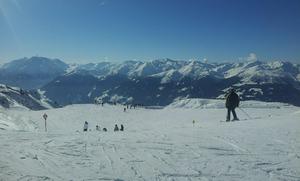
[0,56,68,89]
[40,59,300,106]
[1,57,299,106]
[70,59,300,85]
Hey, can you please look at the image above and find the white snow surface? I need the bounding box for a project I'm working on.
[167,98,290,109]
[0,101,300,181]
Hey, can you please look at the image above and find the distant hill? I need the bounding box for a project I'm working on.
[0,56,68,89]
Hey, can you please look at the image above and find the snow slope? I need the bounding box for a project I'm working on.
[0,84,52,110]
[167,98,290,109]
[0,102,299,180]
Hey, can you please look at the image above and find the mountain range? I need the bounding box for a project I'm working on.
[1,56,300,107]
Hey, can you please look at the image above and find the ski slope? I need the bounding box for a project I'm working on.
[0,100,300,181]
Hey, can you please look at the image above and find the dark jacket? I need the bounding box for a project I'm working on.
[225,91,240,109]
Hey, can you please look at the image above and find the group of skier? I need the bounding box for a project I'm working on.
[83,121,124,132]
[43,88,240,133]
[94,99,143,109]
[94,98,144,112]
[114,124,124,131]
[123,104,141,112]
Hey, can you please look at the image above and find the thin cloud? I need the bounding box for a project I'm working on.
[247,53,257,61]
[99,0,106,6]
[239,53,258,61]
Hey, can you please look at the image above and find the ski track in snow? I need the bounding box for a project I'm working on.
[0,104,300,180]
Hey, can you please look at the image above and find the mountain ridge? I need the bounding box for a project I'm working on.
[1,57,300,107]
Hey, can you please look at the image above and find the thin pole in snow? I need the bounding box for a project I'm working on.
[43,113,48,132]
[238,107,252,119]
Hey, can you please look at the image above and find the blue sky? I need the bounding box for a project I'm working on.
[0,0,300,63]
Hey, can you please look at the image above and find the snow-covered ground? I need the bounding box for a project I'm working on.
[0,100,300,181]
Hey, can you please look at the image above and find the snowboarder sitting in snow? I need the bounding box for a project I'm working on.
[114,124,119,131]
[225,88,240,122]
[120,124,124,131]
[103,128,107,132]
[83,121,89,131]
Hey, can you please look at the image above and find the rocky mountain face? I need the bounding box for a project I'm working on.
[0,84,53,110]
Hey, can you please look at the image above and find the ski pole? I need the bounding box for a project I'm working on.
[238,107,252,119]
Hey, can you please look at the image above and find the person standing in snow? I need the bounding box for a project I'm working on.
[114,124,119,131]
[83,121,89,132]
[225,88,240,122]
[120,124,124,131]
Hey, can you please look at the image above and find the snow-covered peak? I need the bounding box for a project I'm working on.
[62,59,300,85]
[267,61,298,75]
[179,61,214,78]
[1,56,68,75]
[109,61,143,76]
[65,63,79,74]
[157,69,182,84]
[221,60,300,84]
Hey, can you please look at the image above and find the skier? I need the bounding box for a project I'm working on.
[120,124,124,131]
[83,121,89,132]
[114,124,119,131]
[225,88,240,122]
[96,125,100,131]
